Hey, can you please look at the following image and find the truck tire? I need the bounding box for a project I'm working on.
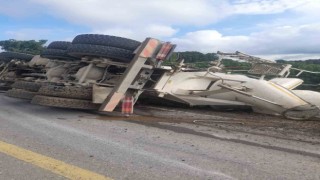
[41,49,78,60]
[6,89,36,100]
[0,86,11,91]
[0,80,14,91]
[72,34,141,51]
[47,41,72,50]
[11,81,43,92]
[67,44,134,63]
[38,85,92,100]
[31,95,99,110]
[0,52,33,61]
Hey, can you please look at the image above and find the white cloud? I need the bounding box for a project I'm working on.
[291,0,320,17]
[30,0,231,26]
[259,54,320,61]
[26,0,231,40]
[145,24,178,38]
[172,23,320,58]
[4,28,77,43]
[172,30,249,52]
[232,0,310,14]
[1,0,320,59]
[24,0,233,40]
[0,0,40,17]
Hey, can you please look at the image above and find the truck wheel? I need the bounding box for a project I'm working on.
[31,95,99,110]
[6,89,36,100]
[47,41,72,50]
[38,85,92,100]
[0,80,14,91]
[11,81,43,92]
[72,34,141,51]
[0,52,33,61]
[41,49,79,60]
[0,86,11,91]
[67,44,135,63]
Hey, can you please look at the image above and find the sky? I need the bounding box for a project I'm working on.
[0,0,319,60]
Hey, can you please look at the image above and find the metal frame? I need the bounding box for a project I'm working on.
[99,38,176,112]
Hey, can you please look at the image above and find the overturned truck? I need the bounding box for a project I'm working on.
[31,34,176,112]
[5,34,319,120]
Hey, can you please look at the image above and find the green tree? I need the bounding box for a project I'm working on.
[165,51,219,67]
[276,59,320,86]
[0,39,47,55]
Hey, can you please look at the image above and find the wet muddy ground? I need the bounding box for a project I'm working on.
[96,105,320,144]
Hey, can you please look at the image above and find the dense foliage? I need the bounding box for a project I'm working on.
[0,39,47,55]
[277,59,320,90]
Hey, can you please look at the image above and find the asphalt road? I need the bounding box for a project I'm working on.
[0,93,319,180]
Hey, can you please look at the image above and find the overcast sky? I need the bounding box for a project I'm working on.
[0,0,319,60]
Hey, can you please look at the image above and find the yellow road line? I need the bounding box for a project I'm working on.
[0,140,112,180]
